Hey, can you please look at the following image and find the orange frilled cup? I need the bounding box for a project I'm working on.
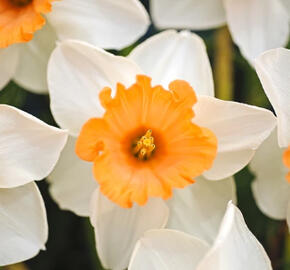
[76,75,217,208]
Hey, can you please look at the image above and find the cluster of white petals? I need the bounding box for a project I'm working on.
[0,105,67,266]
[0,0,289,269]
[151,0,290,64]
[129,202,272,270]
[250,48,290,231]
[46,30,276,270]
[0,0,149,93]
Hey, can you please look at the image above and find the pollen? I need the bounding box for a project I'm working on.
[132,129,156,160]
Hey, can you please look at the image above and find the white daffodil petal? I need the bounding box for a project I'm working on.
[0,182,48,266]
[129,30,214,96]
[128,229,210,270]
[196,202,272,270]
[48,136,98,217]
[281,0,290,17]
[255,48,290,147]
[90,189,169,270]
[166,176,236,244]
[250,130,290,220]
[224,0,289,63]
[47,0,149,50]
[48,40,142,136]
[204,149,255,180]
[13,22,57,94]
[0,105,67,188]
[0,46,18,90]
[194,96,276,180]
[150,0,226,30]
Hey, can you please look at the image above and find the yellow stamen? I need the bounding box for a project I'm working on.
[133,129,155,160]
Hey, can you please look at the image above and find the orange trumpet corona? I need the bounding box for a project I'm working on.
[0,0,55,48]
[283,146,290,183]
[76,75,217,208]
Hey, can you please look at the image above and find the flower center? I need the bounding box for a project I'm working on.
[9,0,32,7]
[132,129,155,161]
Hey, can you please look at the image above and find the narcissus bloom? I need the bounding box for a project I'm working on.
[150,0,290,64]
[0,105,67,266]
[76,75,217,207]
[0,0,149,93]
[47,31,276,269]
[250,48,290,230]
[129,202,272,270]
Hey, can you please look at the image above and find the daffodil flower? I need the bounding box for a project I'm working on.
[0,104,67,266]
[250,47,290,230]
[0,0,149,93]
[150,0,290,64]
[47,30,276,270]
[128,202,272,270]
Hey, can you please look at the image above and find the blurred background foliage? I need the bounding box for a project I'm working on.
[0,1,289,269]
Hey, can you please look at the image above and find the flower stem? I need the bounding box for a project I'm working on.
[283,231,290,269]
[214,27,233,101]
[2,263,29,270]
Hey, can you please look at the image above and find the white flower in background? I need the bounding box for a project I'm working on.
[47,30,276,270]
[0,0,149,93]
[150,0,290,64]
[250,47,290,230]
[129,202,272,270]
[0,104,67,266]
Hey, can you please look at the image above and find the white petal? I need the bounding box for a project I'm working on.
[0,105,68,188]
[150,0,226,30]
[90,189,169,270]
[48,40,142,136]
[128,229,209,270]
[249,130,290,220]
[281,0,290,17]
[13,22,57,94]
[0,182,48,266]
[129,30,214,96]
[196,202,272,270]
[166,176,236,244]
[48,136,98,217]
[0,46,18,90]
[204,149,256,180]
[47,0,149,50]
[224,0,289,63]
[194,96,277,180]
[255,48,290,147]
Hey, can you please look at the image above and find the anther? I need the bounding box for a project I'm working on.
[139,148,147,159]
[133,141,143,154]
[132,129,155,161]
